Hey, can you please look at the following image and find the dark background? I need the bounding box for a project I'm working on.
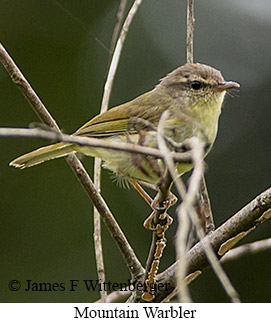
[0,0,270,302]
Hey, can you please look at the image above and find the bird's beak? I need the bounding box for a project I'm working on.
[217,81,240,91]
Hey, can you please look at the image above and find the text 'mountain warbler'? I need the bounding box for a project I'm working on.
[10,63,239,185]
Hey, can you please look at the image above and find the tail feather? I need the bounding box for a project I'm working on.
[9,143,76,169]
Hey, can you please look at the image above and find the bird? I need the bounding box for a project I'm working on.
[10,63,239,187]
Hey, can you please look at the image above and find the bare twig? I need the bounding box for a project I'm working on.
[0,42,143,279]
[176,137,205,303]
[154,187,271,302]
[93,156,106,302]
[222,236,271,263]
[198,177,215,233]
[107,0,128,73]
[186,0,194,63]
[0,127,193,164]
[100,0,142,113]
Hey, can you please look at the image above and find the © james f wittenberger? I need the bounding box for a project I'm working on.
[9,279,170,296]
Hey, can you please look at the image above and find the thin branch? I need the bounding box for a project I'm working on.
[186,0,194,63]
[93,156,106,302]
[176,137,205,303]
[0,127,193,164]
[221,237,271,263]
[155,187,271,301]
[0,42,143,279]
[106,0,128,73]
[94,0,137,301]
[100,0,142,113]
[198,177,215,233]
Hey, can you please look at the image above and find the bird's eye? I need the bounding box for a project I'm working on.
[191,80,202,90]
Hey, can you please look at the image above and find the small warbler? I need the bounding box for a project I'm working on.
[10,63,239,185]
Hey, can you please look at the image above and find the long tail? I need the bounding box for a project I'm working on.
[9,143,76,169]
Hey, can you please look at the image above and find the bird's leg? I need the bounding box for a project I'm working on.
[143,193,176,231]
[129,180,153,206]
[129,179,176,230]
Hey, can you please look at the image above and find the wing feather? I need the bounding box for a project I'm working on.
[74,89,170,137]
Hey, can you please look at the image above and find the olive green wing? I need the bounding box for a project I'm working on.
[74,90,170,137]
[74,106,130,137]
